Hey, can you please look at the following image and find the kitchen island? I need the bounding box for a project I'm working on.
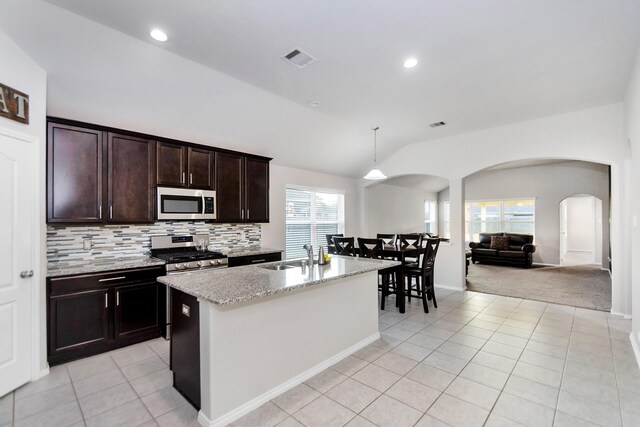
[157,255,399,427]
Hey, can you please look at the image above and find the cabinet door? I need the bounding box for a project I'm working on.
[157,141,187,187]
[215,152,244,222]
[47,122,103,223]
[188,147,214,190]
[114,283,159,344]
[245,157,269,222]
[48,289,110,364]
[107,133,155,223]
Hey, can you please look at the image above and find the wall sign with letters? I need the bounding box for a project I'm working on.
[0,83,29,125]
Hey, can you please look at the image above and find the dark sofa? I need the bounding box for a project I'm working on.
[469,232,536,268]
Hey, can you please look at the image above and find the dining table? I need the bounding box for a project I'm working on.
[380,243,425,313]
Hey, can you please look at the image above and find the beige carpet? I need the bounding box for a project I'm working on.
[466,263,611,311]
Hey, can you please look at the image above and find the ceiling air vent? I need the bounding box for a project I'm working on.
[429,121,446,128]
[282,49,316,68]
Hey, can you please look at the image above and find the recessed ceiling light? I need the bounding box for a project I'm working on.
[404,57,418,68]
[150,29,168,42]
[308,100,320,107]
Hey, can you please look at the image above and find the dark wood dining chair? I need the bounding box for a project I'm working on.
[404,238,440,313]
[398,233,423,267]
[325,233,343,254]
[376,233,397,246]
[333,236,355,256]
[358,238,399,310]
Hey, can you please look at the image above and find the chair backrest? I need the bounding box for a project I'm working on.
[357,238,383,259]
[326,233,344,246]
[377,233,397,246]
[421,237,441,273]
[333,237,355,256]
[399,233,423,248]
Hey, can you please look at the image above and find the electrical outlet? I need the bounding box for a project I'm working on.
[83,239,92,250]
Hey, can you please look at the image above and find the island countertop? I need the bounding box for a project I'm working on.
[157,256,400,307]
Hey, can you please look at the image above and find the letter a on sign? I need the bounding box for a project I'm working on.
[0,83,29,125]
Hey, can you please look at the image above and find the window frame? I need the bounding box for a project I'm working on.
[465,197,536,242]
[285,185,346,260]
[424,200,438,234]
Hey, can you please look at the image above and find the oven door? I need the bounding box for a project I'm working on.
[156,187,216,220]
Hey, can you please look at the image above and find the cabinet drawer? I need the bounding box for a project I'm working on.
[49,266,164,295]
[228,252,282,267]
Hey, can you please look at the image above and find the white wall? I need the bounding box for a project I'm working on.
[261,164,365,254]
[364,183,436,236]
[566,196,596,253]
[624,45,640,355]
[464,162,609,265]
[372,103,628,313]
[0,28,47,374]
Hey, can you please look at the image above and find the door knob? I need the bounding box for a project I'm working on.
[20,270,34,278]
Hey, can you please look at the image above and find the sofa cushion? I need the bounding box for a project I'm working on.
[505,233,533,246]
[509,245,524,251]
[499,250,526,258]
[490,236,510,250]
[479,233,502,246]
[473,248,498,256]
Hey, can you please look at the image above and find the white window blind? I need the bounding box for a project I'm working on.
[425,201,437,234]
[285,187,345,260]
[465,199,535,242]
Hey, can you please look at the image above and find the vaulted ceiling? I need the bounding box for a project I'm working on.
[2,0,640,176]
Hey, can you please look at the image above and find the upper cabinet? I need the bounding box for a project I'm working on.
[47,121,155,224]
[47,122,103,223]
[107,133,155,223]
[156,142,214,190]
[216,153,270,223]
[47,118,269,224]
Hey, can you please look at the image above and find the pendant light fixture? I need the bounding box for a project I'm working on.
[364,126,387,180]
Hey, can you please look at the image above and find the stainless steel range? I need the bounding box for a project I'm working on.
[151,234,228,338]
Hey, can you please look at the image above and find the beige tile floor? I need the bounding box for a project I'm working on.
[2,289,639,427]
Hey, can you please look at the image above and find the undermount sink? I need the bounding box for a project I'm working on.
[261,263,296,271]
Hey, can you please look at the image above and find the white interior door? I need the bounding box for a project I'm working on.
[0,127,35,396]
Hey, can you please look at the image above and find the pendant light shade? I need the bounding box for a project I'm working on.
[364,127,387,180]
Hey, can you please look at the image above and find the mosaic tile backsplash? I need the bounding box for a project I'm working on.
[47,222,261,267]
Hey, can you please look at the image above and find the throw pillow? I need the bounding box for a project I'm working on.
[490,235,510,250]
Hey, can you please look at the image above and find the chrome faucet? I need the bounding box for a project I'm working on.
[303,244,314,268]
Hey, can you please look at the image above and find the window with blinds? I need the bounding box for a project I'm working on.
[285,187,345,259]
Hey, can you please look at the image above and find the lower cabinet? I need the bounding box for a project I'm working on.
[227,251,282,267]
[47,266,163,365]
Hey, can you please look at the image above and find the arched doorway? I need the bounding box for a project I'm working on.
[559,195,604,266]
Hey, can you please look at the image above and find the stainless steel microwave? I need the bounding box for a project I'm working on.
[156,187,216,220]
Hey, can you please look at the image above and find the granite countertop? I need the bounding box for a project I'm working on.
[47,256,166,278]
[157,256,400,307]
[225,247,283,257]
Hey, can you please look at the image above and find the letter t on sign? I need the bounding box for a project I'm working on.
[0,83,29,125]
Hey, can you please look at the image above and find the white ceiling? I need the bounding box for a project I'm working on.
[3,0,640,177]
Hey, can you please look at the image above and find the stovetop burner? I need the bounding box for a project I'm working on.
[152,249,226,263]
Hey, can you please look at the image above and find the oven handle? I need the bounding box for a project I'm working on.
[202,194,206,215]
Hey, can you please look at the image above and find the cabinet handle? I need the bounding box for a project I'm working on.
[98,276,126,282]
[247,209,250,220]
[182,172,186,184]
[99,205,102,219]
[241,209,244,220]
[109,206,113,219]
[189,173,193,185]
[251,259,266,263]
[105,293,108,308]
[116,291,120,306]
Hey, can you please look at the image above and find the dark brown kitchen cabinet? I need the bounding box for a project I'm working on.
[245,157,270,222]
[47,120,155,224]
[157,142,215,190]
[215,151,244,222]
[47,266,163,365]
[107,133,155,223]
[215,153,270,223]
[114,283,159,344]
[188,147,215,190]
[157,141,187,187]
[47,122,103,223]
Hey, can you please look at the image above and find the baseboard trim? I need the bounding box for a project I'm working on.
[533,263,560,267]
[34,366,50,381]
[611,310,632,319]
[435,284,466,292]
[198,331,381,427]
[630,332,640,370]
